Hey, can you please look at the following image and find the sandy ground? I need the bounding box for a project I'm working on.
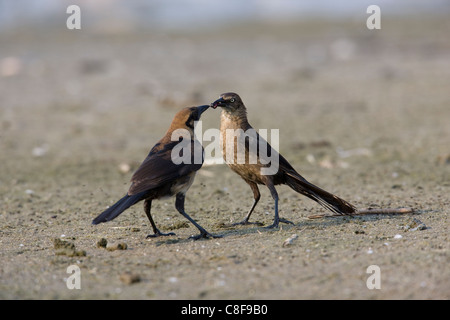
[0,17,449,300]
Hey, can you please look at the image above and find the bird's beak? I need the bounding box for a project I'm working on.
[196,104,210,115]
[211,97,225,109]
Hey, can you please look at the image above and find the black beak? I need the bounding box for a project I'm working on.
[196,104,210,115]
[211,97,225,109]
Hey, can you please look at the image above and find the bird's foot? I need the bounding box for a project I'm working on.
[264,217,294,229]
[264,222,279,229]
[232,220,264,226]
[146,231,176,238]
[189,231,223,240]
[279,218,294,225]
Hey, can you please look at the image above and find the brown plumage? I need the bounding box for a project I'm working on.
[211,92,356,228]
[92,105,221,240]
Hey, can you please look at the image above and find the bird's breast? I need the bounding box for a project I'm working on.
[169,171,196,196]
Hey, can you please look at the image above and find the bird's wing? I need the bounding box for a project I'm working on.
[128,139,203,195]
[239,128,293,170]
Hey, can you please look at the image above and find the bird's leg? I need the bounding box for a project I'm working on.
[233,181,263,226]
[144,199,175,238]
[175,193,222,240]
[265,183,294,229]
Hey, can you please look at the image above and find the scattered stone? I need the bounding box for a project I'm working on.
[97,238,128,251]
[32,144,49,157]
[404,218,427,231]
[120,272,141,285]
[107,242,128,251]
[168,276,178,283]
[53,238,75,250]
[53,238,86,257]
[282,234,298,247]
[96,238,108,248]
[436,154,450,165]
[118,162,131,174]
[1,56,22,77]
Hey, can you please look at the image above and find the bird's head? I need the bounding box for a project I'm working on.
[211,92,243,112]
[171,104,210,133]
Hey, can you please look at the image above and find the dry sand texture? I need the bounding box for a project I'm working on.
[0,15,449,299]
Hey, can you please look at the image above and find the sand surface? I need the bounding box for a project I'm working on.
[0,17,449,299]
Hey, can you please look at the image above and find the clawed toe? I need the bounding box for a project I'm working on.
[264,217,294,229]
[189,232,222,240]
[232,220,264,226]
[279,218,294,225]
[146,231,176,238]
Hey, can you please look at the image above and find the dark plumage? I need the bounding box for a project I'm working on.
[92,105,221,239]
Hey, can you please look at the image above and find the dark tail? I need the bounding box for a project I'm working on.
[92,192,146,225]
[285,172,356,215]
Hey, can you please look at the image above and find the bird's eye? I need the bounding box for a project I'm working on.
[230,98,235,103]
[186,116,195,128]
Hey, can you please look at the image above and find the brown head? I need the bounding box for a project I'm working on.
[210,92,246,113]
[167,105,210,134]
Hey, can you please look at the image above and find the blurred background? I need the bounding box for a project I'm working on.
[1,0,449,163]
[1,0,450,30]
[1,0,450,300]
[1,0,449,177]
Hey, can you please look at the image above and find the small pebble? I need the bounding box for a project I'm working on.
[405,218,427,231]
[282,234,298,247]
[107,242,128,251]
[96,238,108,248]
[118,163,131,174]
[168,277,178,283]
[53,238,86,257]
[120,272,141,285]
[32,144,49,157]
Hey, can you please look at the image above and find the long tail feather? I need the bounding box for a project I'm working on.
[92,192,146,225]
[285,172,356,215]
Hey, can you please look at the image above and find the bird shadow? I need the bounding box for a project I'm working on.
[151,209,432,246]
[297,208,432,228]
[152,221,295,245]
